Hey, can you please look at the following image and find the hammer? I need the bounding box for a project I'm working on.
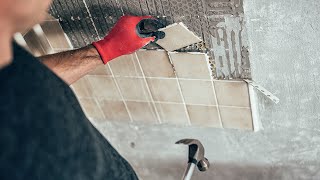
[176,139,210,180]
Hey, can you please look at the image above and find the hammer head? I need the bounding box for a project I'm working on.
[176,139,210,172]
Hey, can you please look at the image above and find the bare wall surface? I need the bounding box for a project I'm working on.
[90,0,320,179]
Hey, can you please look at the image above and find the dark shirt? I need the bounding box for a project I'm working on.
[0,43,138,180]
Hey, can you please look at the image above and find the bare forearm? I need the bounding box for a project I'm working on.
[40,45,103,85]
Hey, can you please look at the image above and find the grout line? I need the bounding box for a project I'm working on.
[168,52,192,126]
[211,80,223,128]
[131,54,143,77]
[85,74,245,82]
[206,49,224,128]
[134,52,162,124]
[81,76,106,120]
[76,96,251,108]
[106,64,134,122]
[203,53,223,128]
[82,0,101,39]
[93,98,106,119]
[216,105,250,109]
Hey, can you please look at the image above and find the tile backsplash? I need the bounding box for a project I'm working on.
[72,50,254,131]
[20,18,254,131]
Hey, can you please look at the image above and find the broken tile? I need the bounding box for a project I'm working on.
[89,65,112,75]
[115,77,151,101]
[136,50,175,78]
[156,22,202,51]
[78,98,104,120]
[87,76,122,100]
[146,78,183,103]
[214,81,250,107]
[187,105,221,128]
[99,100,130,122]
[41,20,72,49]
[179,79,216,105]
[126,101,158,124]
[70,77,92,98]
[155,103,189,125]
[109,53,142,77]
[169,52,211,79]
[220,107,253,130]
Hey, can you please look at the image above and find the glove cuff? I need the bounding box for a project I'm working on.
[92,40,113,64]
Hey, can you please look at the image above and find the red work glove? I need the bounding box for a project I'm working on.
[93,15,165,64]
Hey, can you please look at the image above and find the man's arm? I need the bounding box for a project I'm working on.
[40,45,102,85]
[39,15,164,85]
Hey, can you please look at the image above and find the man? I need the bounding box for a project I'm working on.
[0,0,163,179]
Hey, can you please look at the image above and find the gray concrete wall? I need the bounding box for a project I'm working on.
[93,0,320,179]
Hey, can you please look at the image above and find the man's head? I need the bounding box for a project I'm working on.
[0,0,52,32]
[0,0,52,68]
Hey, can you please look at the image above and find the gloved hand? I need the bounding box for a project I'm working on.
[93,15,165,64]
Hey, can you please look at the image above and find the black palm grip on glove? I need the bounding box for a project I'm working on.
[136,18,166,42]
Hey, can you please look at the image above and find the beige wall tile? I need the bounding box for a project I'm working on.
[41,20,71,49]
[156,22,202,51]
[220,107,253,130]
[187,105,221,128]
[78,98,104,120]
[70,77,92,98]
[146,78,183,103]
[87,76,122,100]
[179,80,217,105]
[99,100,130,122]
[89,65,112,75]
[136,50,175,78]
[24,29,52,56]
[109,54,142,77]
[169,52,211,79]
[214,81,250,107]
[115,77,151,101]
[155,103,189,125]
[126,101,158,124]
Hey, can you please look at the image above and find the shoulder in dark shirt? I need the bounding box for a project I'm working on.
[0,43,138,180]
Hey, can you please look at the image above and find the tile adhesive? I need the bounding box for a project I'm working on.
[49,0,250,80]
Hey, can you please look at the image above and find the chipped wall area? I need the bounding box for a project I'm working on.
[49,0,251,80]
